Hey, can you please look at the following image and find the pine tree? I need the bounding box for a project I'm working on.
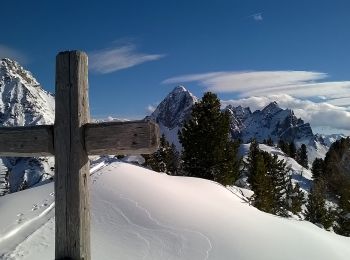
[266,137,274,146]
[305,180,333,230]
[289,142,297,159]
[278,140,290,155]
[178,92,240,185]
[297,144,309,169]
[265,154,291,216]
[334,183,350,236]
[143,134,179,175]
[311,158,324,181]
[288,183,305,215]
[250,153,274,213]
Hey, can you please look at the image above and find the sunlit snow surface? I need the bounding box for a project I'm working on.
[0,161,349,260]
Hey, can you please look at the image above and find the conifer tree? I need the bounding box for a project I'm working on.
[288,183,305,215]
[265,153,291,216]
[311,158,324,181]
[179,92,240,185]
[250,153,274,213]
[264,137,273,146]
[143,134,179,175]
[289,142,297,159]
[297,144,309,169]
[305,180,333,230]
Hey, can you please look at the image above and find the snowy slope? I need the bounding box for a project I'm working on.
[1,161,349,260]
[239,143,313,193]
[0,58,55,194]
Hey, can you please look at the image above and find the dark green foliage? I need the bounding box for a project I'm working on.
[334,181,350,236]
[265,153,291,216]
[247,142,292,216]
[178,92,240,185]
[305,180,334,230]
[250,153,274,213]
[297,144,309,169]
[289,142,297,159]
[288,183,305,215]
[266,137,274,147]
[278,140,290,156]
[311,158,325,181]
[143,134,180,175]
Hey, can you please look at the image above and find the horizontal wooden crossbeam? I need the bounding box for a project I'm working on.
[0,121,159,157]
[0,125,54,156]
[85,120,160,155]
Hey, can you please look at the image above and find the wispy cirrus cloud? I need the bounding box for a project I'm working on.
[222,94,350,134]
[163,70,350,107]
[90,43,165,74]
[0,44,27,63]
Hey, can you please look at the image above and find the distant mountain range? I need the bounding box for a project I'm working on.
[148,86,346,162]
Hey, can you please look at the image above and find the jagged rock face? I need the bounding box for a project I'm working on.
[227,101,315,145]
[0,59,54,126]
[0,59,55,195]
[149,86,197,129]
[150,87,321,151]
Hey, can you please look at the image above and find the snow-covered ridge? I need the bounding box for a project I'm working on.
[0,160,349,259]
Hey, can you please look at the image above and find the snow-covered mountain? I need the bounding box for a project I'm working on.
[1,159,349,260]
[147,86,197,149]
[0,58,55,195]
[149,86,340,162]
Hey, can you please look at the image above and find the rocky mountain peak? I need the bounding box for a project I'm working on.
[149,85,197,129]
[261,101,282,115]
[0,59,54,126]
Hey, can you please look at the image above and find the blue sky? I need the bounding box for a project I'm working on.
[1,0,350,133]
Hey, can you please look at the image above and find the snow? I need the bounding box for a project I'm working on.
[0,160,349,259]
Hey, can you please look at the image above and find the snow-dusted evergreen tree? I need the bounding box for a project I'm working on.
[335,187,350,236]
[265,153,291,216]
[297,144,309,169]
[311,158,324,181]
[179,92,240,185]
[288,183,305,215]
[250,153,274,213]
[143,134,179,175]
[305,180,334,230]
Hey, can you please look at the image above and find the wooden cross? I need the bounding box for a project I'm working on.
[0,51,160,260]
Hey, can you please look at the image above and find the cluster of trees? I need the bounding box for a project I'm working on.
[143,134,180,175]
[309,138,350,236]
[246,140,304,216]
[144,92,241,186]
[143,91,349,237]
[278,140,308,168]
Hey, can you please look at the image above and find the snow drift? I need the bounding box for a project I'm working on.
[0,160,349,259]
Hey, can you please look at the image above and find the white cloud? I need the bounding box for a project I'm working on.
[163,70,350,107]
[90,43,165,74]
[0,45,27,63]
[250,13,263,21]
[222,95,350,134]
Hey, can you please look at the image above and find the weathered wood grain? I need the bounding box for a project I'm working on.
[85,120,160,155]
[0,125,53,156]
[54,51,91,260]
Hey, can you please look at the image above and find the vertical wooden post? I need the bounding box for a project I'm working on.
[55,51,91,260]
